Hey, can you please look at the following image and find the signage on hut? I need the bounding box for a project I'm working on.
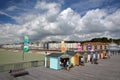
[61,41,66,53]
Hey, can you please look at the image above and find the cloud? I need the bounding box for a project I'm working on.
[81,9,107,33]
[0,11,15,19]
[0,1,120,44]
[6,6,18,11]
[0,24,21,44]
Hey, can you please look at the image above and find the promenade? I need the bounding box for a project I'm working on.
[0,55,120,80]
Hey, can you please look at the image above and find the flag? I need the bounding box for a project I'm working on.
[24,36,29,43]
[23,36,29,53]
[61,41,66,53]
[87,44,91,51]
[78,43,82,52]
[23,45,29,52]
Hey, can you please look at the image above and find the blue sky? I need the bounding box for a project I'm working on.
[0,0,120,44]
[0,0,119,24]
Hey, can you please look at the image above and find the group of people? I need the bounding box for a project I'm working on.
[90,53,98,64]
[80,53,99,65]
[60,58,71,71]
[81,52,112,65]
[59,52,113,71]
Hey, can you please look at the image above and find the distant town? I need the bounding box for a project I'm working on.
[1,37,120,52]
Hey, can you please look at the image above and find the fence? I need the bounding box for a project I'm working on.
[0,60,44,72]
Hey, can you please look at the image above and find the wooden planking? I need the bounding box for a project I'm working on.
[0,55,120,80]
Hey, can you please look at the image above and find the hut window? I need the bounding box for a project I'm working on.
[105,45,107,49]
[94,45,97,50]
[100,45,102,50]
[86,45,88,51]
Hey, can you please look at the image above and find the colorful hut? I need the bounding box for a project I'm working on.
[71,42,82,66]
[83,52,88,63]
[67,52,79,66]
[45,52,73,70]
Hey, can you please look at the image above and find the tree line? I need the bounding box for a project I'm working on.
[47,37,120,45]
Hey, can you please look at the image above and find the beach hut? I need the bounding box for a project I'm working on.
[69,42,82,66]
[83,52,88,63]
[45,52,72,70]
[67,52,79,66]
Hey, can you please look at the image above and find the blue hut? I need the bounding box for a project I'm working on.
[45,52,73,70]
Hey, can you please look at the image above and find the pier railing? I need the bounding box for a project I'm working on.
[0,60,44,72]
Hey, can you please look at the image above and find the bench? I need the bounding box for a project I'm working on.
[9,68,29,77]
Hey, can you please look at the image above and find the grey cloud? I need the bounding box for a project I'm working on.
[0,1,120,44]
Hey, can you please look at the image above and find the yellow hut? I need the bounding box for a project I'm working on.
[67,52,80,66]
[71,53,79,66]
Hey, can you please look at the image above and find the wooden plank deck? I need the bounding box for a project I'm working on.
[0,55,120,80]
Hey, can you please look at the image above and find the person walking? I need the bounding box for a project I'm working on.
[63,60,67,70]
[87,54,90,62]
[66,60,70,71]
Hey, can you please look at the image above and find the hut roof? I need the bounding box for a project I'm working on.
[47,53,63,57]
[67,52,76,56]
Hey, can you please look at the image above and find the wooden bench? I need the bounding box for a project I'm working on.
[9,68,29,77]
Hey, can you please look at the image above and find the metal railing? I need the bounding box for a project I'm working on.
[0,60,44,72]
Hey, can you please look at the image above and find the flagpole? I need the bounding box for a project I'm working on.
[23,51,24,60]
[23,36,29,60]
[22,43,24,60]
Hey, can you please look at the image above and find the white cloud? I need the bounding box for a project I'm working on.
[0,11,15,19]
[0,1,120,44]
[35,1,60,15]
[6,6,18,11]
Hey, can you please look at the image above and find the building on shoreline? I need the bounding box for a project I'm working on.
[2,42,119,53]
[82,42,110,51]
[107,43,120,55]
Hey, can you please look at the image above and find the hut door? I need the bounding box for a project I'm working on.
[47,58,50,68]
[79,56,82,64]
[75,55,79,65]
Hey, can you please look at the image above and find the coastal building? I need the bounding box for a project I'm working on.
[48,42,78,51]
[107,43,120,55]
[82,42,110,51]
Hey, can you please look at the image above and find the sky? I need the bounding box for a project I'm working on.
[0,0,120,44]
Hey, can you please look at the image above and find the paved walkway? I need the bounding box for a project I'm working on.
[0,55,120,80]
